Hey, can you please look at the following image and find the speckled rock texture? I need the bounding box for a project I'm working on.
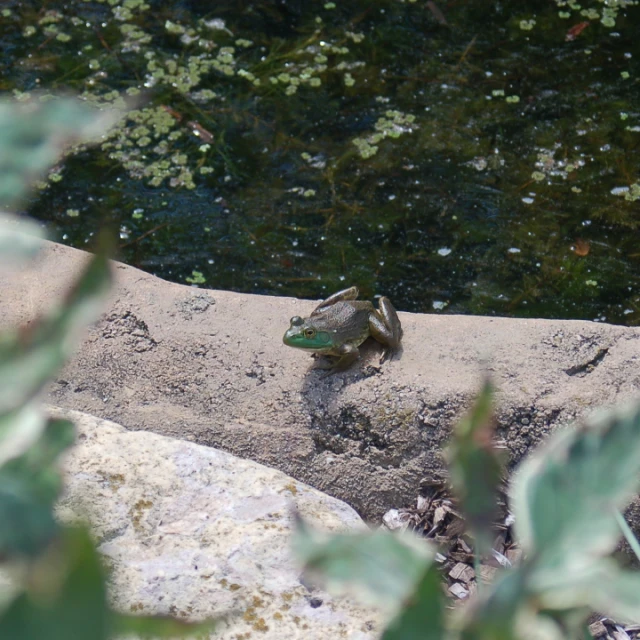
[52,408,379,639]
[3,241,640,524]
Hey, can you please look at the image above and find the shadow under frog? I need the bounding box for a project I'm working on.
[282,286,404,458]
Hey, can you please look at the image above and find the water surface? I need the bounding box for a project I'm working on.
[2,0,639,322]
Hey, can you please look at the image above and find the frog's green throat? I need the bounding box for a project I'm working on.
[283,315,333,351]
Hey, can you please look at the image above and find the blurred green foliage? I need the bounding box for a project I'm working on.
[381,564,444,640]
[295,387,640,639]
[0,96,215,639]
[294,516,436,610]
[0,98,122,208]
[0,418,74,557]
[447,378,505,558]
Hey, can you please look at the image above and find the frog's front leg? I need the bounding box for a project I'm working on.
[369,297,403,363]
[311,286,359,315]
[314,343,360,375]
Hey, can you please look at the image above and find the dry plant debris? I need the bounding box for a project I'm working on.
[382,474,640,639]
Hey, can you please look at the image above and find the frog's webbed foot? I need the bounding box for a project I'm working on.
[312,286,359,315]
[313,356,336,369]
[314,344,360,376]
[379,347,394,365]
[369,296,403,364]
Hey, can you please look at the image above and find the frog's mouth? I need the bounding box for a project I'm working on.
[283,328,332,351]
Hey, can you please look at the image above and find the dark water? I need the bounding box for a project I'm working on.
[3,0,640,322]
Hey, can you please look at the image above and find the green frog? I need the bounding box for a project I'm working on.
[283,286,403,372]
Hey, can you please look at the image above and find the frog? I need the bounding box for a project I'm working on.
[283,286,403,372]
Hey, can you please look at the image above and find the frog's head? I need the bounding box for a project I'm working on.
[283,315,333,352]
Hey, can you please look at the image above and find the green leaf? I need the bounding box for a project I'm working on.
[3,417,75,500]
[0,476,58,557]
[536,560,640,624]
[511,401,640,576]
[448,377,505,555]
[459,568,529,640]
[0,402,47,467]
[114,613,217,638]
[0,97,123,208]
[0,527,109,640]
[381,563,444,640]
[0,213,46,265]
[0,526,221,639]
[0,418,75,556]
[293,515,435,610]
[460,567,586,640]
[584,566,640,624]
[0,246,111,419]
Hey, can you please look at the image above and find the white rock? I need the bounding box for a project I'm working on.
[52,408,381,639]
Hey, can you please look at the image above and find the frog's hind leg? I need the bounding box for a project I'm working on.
[369,296,403,363]
[312,286,359,315]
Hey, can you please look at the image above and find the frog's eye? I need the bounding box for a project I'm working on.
[304,328,316,339]
[290,316,304,326]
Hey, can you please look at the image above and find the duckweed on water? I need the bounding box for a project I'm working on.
[186,270,206,285]
[553,0,638,27]
[352,110,417,159]
[7,0,380,191]
[612,183,640,202]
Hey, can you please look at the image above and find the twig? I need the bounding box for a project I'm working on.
[119,223,169,249]
[474,553,483,596]
[457,36,478,67]
[426,1,448,26]
[614,509,640,563]
[36,34,57,51]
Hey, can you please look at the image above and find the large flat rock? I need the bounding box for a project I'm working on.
[52,408,379,639]
[3,240,640,520]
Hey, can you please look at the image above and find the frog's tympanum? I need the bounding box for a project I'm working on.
[283,286,403,372]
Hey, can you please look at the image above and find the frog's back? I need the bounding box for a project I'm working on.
[311,300,373,345]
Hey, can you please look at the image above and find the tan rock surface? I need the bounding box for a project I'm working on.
[52,407,379,639]
[3,240,640,521]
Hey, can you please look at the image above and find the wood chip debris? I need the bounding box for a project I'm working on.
[382,477,640,636]
[589,620,608,638]
[594,618,640,640]
[448,582,469,600]
[478,565,497,583]
[506,547,523,564]
[381,471,517,602]
[382,472,640,640]
[448,562,475,584]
